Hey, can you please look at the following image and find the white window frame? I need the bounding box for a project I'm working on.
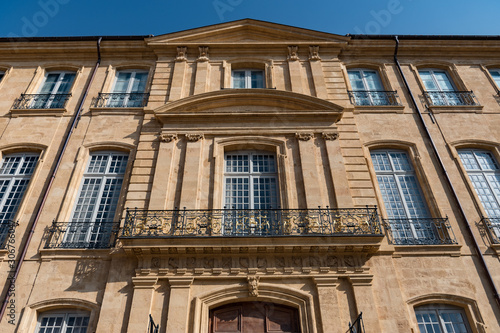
[371,149,434,243]
[0,152,39,225]
[36,311,90,333]
[231,69,265,89]
[223,151,279,210]
[66,151,128,247]
[415,304,471,333]
[347,68,388,105]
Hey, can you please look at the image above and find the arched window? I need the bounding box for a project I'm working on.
[415,304,471,333]
[36,310,90,333]
[231,69,265,89]
[108,70,149,107]
[347,68,389,105]
[34,71,76,108]
[65,151,128,248]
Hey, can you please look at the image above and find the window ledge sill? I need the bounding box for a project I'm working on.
[427,105,484,113]
[89,107,145,116]
[10,108,66,117]
[389,244,462,257]
[353,105,405,114]
[39,248,114,260]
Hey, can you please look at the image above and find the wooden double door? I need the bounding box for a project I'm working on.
[209,302,300,333]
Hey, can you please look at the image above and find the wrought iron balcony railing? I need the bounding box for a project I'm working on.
[45,221,119,249]
[92,93,149,108]
[383,217,457,245]
[481,217,500,244]
[121,207,382,238]
[423,91,478,106]
[12,93,71,109]
[347,90,401,106]
[346,313,364,333]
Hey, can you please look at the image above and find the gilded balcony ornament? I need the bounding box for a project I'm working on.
[309,45,320,60]
[198,46,209,62]
[211,217,222,235]
[288,45,299,61]
[176,46,187,62]
[295,132,313,141]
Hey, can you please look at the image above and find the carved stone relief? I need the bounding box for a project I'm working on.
[176,46,187,61]
[159,133,178,142]
[198,46,209,61]
[322,132,339,141]
[295,133,314,141]
[247,276,260,297]
[288,46,299,61]
[185,133,204,142]
[309,46,320,60]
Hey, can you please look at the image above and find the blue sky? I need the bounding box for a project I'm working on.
[1,0,499,38]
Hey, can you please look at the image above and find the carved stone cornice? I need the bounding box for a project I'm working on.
[176,46,187,62]
[198,46,209,62]
[185,133,204,142]
[309,45,320,60]
[295,132,313,141]
[322,132,339,141]
[288,46,299,61]
[159,133,178,142]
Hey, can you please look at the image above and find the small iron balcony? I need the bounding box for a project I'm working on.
[12,93,71,109]
[92,93,149,108]
[383,217,457,245]
[45,221,119,249]
[347,90,401,106]
[121,207,382,238]
[481,217,500,244]
[423,91,478,106]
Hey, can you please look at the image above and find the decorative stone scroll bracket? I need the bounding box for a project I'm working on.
[322,132,339,141]
[309,46,320,61]
[295,132,314,141]
[288,46,299,61]
[159,133,178,142]
[198,46,209,62]
[176,46,187,62]
[185,133,204,142]
[247,276,260,297]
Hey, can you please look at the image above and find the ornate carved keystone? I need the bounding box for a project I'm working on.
[247,276,260,297]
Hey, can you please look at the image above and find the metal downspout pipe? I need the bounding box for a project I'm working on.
[0,37,103,322]
[392,36,500,309]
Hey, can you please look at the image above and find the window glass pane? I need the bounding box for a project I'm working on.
[348,71,365,90]
[458,150,480,170]
[490,69,500,87]
[224,177,250,209]
[475,151,499,170]
[433,71,455,91]
[419,71,438,91]
[363,71,384,91]
[40,73,60,93]
[250,71,264,88]
[232,71,246,89]
[56,73,76,94]
[371,151,392,171]
[130,72,148,93]
[114,72,132,92]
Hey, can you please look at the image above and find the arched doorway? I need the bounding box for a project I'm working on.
[209,302,301,333]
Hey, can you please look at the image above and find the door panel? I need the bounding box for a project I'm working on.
[210,302,300,333]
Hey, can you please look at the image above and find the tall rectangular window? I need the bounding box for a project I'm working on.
[371,150,434,244]
[419,69,463,106]
[0,153,38,224]
[66,152,128,248]
[347,68,392,106]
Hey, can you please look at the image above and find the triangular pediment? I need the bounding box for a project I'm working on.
[147,19,348,45]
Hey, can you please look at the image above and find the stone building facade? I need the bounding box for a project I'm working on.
[0,19,499,332]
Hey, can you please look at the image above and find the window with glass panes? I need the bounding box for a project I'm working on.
[109,70,148,107]
[347,68,388,105]
[66,152,128,247]
[489,68,500,89]
[231,69,265,89]
[458,149,500,219]
[415,305,470,333]
[371,150,432,242]
[0,153,38,224]
[35,72,75,108]
[418,69,461,105]
[36,311,90,333]
[224,151,278,209]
